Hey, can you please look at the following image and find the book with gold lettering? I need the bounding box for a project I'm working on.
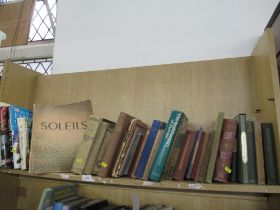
[29,100,93,174]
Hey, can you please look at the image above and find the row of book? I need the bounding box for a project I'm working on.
[72,110,279,184]
[0,104,32,170]
[39,183,173,210]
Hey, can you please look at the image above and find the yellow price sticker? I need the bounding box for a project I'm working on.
[76,158,83,164]
[101,162,108,168]
[225,166,232,174]
[11,148,16,153]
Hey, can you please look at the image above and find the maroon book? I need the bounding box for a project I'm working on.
[213,119,237,183]
[172,130,196,181]
[190,131,206,179]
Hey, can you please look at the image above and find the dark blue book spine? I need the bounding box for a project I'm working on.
[134,120,162,179]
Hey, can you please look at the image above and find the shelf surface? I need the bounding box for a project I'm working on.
[1,168,280,194]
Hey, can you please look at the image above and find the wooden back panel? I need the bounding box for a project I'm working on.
[33,57,254,130]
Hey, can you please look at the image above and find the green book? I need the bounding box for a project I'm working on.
[261,123,279,185]
[149,110,188,182]
[235,114,249,183]
[246,121,257,184]
[38,184,78,210]
[205,112,224,183]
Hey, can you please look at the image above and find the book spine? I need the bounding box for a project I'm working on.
[186,128,203,179]
[0,134,13,168]
[172,131,195,181]
[17,118,28,170]
[98,112,134,177]
[142,129,164,180]
[134,120,161,179]
[149,111,186,182]
[191,131,206,180]
[246,121,257,184]
[71,115,102,174]
[213,119,237,183]
[92,126,114,175]
[83,120,108,175]
[262,123,278,185]
[194,132,209,181]
[236,114,250,183]
[163,116,188,179]
[251,113,265,184]
[205,112,224,183]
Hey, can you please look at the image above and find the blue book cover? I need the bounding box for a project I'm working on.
[149,110,186,182]
[135,120,165,179]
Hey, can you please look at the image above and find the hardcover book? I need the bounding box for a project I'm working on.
[29,100,93,174]
[142,128,165,180]
[172,130,196,181]
[205,112,224,183]
[92,125,115,175]
[213,119,237,183]
[38,184,78,210]
[235,114,250,183]
[163,117,188,180]
[194,132,209,181]
[98,112,135,178]
[185,128,203,180]
[261,123,279,185]
[135,121,166,179]
[149,110,188,182]
[8,105,32,169]
[0,106,9,134]
[251,113,265,184]
[0,134,12,167]
[17,117,32,170]
[246,121,257,184]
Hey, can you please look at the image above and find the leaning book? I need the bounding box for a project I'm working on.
[29,100,93,174]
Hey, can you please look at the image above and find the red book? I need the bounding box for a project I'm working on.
[172,130,196,181]
[213,119,237,183]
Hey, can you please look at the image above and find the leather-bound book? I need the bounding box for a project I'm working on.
[98,112,135,178]
[172,130,196,181]
[213,119,237,183]
[194,132,209,181]
[186,128,203,180]
[190,131,206,180]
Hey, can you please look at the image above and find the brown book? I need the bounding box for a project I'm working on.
[251,113,265,184]
[191,131,206,180]
[213,119,237,183]
[112,119,147,177]
[162,116,188,179]
[186,128,203,180]
[194,132,209,181]
[119,122,148,176]
[172,130,196,181]
[98,112,135,178]
[199,131,214,182]
[142,129,165,180]
[29,100,93,174]
[130,131,149,177]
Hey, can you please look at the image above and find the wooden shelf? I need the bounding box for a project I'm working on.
[1,168,279,194]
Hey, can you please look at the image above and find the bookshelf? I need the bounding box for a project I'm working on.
[0,29,280,210]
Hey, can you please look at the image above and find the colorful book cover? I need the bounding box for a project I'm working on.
[149,110,188,182]
[8,105,32,169]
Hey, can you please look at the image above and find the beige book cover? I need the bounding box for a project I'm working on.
[29,100,93,174]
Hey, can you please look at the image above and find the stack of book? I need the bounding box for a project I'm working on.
[0,103,32,170]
